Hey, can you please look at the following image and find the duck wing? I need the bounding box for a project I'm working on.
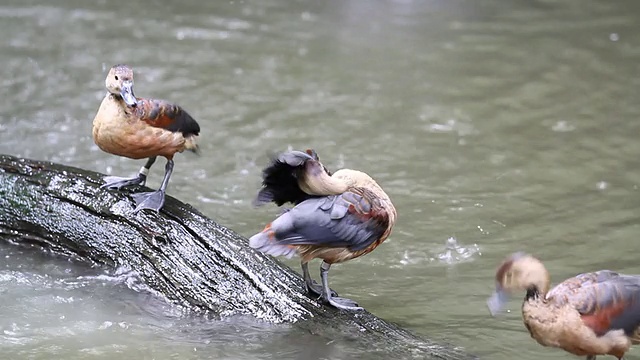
[257,186,391,252]
[548,271,640,337]
[133,98,200,137]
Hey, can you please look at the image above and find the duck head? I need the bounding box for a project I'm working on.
[487,252,550,316]
[105,64,137,106]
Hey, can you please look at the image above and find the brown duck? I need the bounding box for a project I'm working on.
[92,64,200,212]
[249,149,397,311]
[488,252,640,360]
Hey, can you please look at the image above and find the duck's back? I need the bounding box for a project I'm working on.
[546,271,620,306]
[524,271,640,358]
[133,98,200,138]
[333,169,396,220]
[549,271,640,339]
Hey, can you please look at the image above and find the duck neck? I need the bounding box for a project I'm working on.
[299,170,348,196]
[525,285,541,301]
[108,92,123,103]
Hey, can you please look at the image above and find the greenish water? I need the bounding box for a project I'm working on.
[1,0,640,358]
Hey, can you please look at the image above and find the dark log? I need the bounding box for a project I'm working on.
[0,154,477,359]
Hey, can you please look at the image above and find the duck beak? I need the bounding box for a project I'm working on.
[487,285,509,316]
[120,81,137,106]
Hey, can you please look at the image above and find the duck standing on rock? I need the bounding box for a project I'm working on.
[487,252,640,360]
[92,64,200,213]
[249,149,397,311]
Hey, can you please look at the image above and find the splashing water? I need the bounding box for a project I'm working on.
[436,237,481,264]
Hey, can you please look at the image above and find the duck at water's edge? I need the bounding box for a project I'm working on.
[92,64,200,212]
[487,252,640,360]
[249,149,397,311]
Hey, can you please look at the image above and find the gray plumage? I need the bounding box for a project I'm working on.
[249,191,385,256]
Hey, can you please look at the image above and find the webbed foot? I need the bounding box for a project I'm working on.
[101,175,145,190]
[130,190,165,213]
[325,296,363,311]
[305,279,338,298]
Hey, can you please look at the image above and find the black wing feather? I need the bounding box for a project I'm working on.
[254,150,329,207]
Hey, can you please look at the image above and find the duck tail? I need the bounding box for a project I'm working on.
[249,222,297,259]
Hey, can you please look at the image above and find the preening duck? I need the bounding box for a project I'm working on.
[249,149,397,311]
[92,64,200,212]
[488,252,640,360]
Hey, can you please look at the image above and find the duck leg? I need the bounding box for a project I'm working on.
[130,158,173,213]
[101,156,157,189]
[301,261,338,297]
[585,356,596,360]
[319,261,363,311]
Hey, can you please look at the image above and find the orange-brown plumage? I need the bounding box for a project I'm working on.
[488,252,640,360]
[92,65,199,161]
[91,64,200,213]
[136,100,178,129]
[249,149,396,310]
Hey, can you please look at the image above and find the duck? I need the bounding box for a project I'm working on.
[249,149,397,311]
[487,252,640,360]
[92,64,200,213]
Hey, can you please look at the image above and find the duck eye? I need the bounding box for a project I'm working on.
[505,271,513,282]
[114,75,119,80]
